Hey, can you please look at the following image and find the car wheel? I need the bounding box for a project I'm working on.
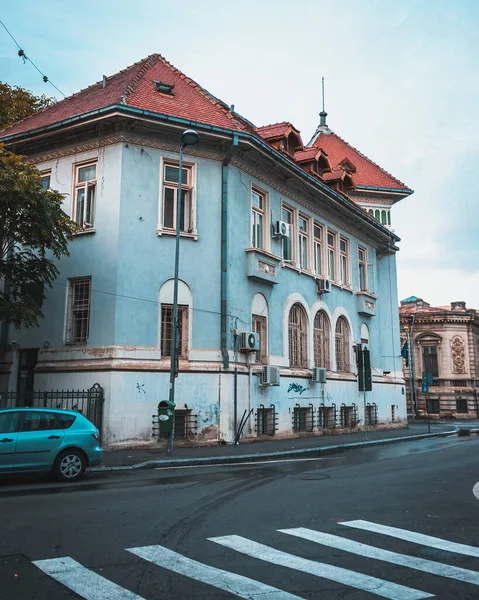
[53,450,87,482]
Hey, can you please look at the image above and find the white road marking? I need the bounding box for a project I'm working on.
[281,527,479,585]
[127,545,302,599]
[472,481,479,502]
[33,557,144,600]
[342,520,479,558]
[209,535,433,600]
[154,456,344,470]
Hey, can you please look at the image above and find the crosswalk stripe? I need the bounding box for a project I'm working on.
[33,557,145,600]
[281,527,479,586]
[209,535,433,600]
[127,545,302,600]
[341,520,479,558]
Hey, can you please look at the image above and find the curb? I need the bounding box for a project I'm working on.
[89,428,458,473]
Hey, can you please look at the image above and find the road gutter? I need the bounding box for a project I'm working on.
[89,428,458,473]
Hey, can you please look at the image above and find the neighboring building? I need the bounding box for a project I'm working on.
[400,297,479,418]
[0,54,412,446]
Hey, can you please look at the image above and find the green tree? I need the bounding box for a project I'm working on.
[0,144,78,329]
[0,82,55,130]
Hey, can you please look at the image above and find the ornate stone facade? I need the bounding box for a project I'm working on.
[399,297,479,419]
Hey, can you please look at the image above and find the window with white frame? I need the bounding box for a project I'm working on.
[252,314,267,363]
[162,162,194,233]
[358,246,368,291]
[251,188,266,249]
[40,171,51,190]
[288,303,308,368]
[313,223,323,276]
[281,205,293,261]
[65,277,91,344]
[73,162,97,228]
[161,304,189,358]
[339,237,350,285]
[327,231,336,281]
[298,215,309,270]
[335,316,351,372]
[314,310,331,369]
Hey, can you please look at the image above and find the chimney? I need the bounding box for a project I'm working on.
[102,75,107,88]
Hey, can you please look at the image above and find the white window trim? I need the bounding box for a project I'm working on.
[280,201,295,264]
[327,228,338,282]
[250,183,270,252]
[358,245,368,291]
[40,170,52,190]
[158,279,193,359]
[313,222,324,277]
[157,156,198,240]
[339,236,351,287]
[298,213,310,272]
[72,161,97,231]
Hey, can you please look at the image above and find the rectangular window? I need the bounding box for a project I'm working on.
[313,223,323,276]
[256,407,275,436]
[358,247,367,291]
[251,188,265,249]
[427,398,440,414]
[40,171,51,190]
[65,277,91,344]
[252,314,267,363]
[423,346,439,378]
[327,231,336,281]
[162,162,193,233]
[293,406,313,432]
[161,304,188,358]
[456,398,469,413]
[282,206,293,261]
[339,237,349,285]
[298,215,309,270]
[74,162,97,228]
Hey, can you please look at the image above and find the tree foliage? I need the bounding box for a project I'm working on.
[0,82,55,130]
[0,145,78,328]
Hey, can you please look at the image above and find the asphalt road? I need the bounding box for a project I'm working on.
[1,435,479,599]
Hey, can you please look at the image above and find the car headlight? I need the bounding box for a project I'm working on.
[91,432,100,442]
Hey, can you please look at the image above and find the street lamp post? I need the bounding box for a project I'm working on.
[167,129,200,456]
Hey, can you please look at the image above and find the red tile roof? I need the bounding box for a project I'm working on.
[255,122,302,142]
[294,147,324,162]
[311,131,410,191]
[322,167,353,184]
[1,54,248,138]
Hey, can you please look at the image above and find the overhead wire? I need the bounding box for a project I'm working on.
[0,19,66,97]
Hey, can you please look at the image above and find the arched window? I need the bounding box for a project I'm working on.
[368,209,374,216]
[159,279,192,359]
[381,210,387,225]
[335,316,351,372]
[360,323,370,347]
[374,209,380,221]
[387,211,391,225]
[313,311,331,369]
[252,293,268,363]
[289,304,308,368]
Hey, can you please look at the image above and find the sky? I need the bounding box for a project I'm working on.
[1,0,478,308]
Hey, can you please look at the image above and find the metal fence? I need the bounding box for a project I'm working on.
[0,383,104,437]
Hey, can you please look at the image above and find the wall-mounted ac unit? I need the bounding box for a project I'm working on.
[260,365,280,386]
[273,220,290,239]
[316,278,332,294]
[240,332,260,352]
[311,367,327,383]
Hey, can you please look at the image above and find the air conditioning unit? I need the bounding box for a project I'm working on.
[273,220,290,239]
[316,278,332,294]
[260,365,280,386]
[311,367,327,383]
[240,332,260,352]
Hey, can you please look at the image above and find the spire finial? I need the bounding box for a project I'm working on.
[319,76,328,127]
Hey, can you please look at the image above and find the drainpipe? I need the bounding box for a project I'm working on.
[409,315,417,418]
[220,135,239,369]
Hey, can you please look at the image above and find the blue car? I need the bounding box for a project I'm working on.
[0,408,103,482]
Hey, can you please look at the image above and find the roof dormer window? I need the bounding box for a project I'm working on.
[153,80,175,96]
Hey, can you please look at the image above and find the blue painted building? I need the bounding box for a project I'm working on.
[0,54,413,446]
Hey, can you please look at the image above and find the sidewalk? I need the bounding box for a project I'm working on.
[92,422,458,472]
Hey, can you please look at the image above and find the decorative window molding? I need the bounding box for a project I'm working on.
[313,222,323,277]
[158,279,193,358]
[251,185,269,251]
[339,236,350,286]
[252,293,268,364]
[335,316,351,372]
[327,230,337,281]
[158,157,197,238]
[298,214,309,271]
[281,204,294,262]
[73,161,97,229]
[358,246,368,291]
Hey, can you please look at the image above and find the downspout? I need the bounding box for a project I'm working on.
[221,135,239,369]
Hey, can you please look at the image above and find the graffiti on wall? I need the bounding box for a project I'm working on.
[287,383,308,395]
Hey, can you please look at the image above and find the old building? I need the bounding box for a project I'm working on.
[0,54,411,446]
[400,297,479,418]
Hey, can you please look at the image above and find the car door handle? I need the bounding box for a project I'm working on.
[47,435,61,440]
[0,438,14,443]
